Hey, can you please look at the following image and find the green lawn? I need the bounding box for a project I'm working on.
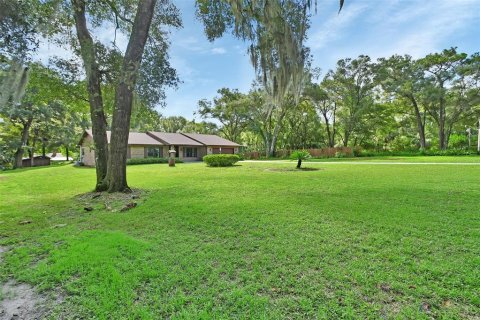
[0,160,479,319]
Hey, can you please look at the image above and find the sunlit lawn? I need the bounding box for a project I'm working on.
[0,159,479,319]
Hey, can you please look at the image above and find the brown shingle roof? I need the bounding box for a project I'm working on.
[83,130,163,145]
[180,133,241,147]
[147,132,203,146]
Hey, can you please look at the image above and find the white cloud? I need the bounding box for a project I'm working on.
[307,2,369,50]
[211,47,227,55]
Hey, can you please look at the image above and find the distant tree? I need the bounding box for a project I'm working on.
[159,116,188,133]
[197,88,250,142]
[419,48,470,150]
[183,120,219,135]
[376,55,428,149]
[329,55,376,147]
[303,76,338,147]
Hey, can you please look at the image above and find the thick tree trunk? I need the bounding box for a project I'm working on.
[105,0,156,192]
[296,158,302,169]
[13,117,33,169]
[72,0,109,191]
[266,111,286,157]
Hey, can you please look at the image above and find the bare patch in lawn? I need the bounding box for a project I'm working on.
[75,189,148,213]
[0,280,46,320]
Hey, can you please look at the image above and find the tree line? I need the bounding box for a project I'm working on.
[197,48,480,156]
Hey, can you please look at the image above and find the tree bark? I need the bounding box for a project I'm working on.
[72,0,109,191]
[13,117,32,169]
[438,97,446,150]
[410,96,426,149]
[105,0,156,192]
[296,158,301,169]
[266,110,286,157]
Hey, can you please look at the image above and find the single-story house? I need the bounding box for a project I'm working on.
[78,130,241,166]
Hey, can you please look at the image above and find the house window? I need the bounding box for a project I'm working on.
[147,147,162,158]
[185,147,197,158]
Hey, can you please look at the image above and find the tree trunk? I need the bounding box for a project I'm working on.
[72,0,109,191]
[343,133,349,147]
[105,0,157,192]
[13,117,33,169]
[410,97,426,149]
[66,146,69,161]
[322,112,335,148]
[266,110,286,157]
[296,158,301,169]
[438,104,446,150]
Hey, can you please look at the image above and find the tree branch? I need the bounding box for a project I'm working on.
[104,0,134,25]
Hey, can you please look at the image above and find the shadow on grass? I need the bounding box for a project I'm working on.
[264,167,322,172]
[1,163,75,174]
[205,164,243,168]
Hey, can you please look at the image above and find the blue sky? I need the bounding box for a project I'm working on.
[36,0,480,120]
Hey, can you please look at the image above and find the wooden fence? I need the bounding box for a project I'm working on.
[243,147,359,159]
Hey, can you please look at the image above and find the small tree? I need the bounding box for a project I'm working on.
[290,150,311,169]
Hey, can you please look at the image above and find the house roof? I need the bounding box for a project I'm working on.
[81,130,163,146]
[147,132,203,146]
[181,133,241,147]
[79,130,240,147]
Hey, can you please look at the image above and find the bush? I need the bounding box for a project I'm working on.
[126,157,183,165]
[203,154,240,167]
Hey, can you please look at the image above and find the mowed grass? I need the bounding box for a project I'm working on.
[0,160,479,319]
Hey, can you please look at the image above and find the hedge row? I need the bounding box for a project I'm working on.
[126,157,183,165]
[203,154,240,167]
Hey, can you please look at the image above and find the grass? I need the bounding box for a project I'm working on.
[0,159,479,319]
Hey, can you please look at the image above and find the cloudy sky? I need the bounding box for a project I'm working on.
[36,0,480,120]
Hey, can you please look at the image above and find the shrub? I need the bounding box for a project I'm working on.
[126,157,183,165]
[203,154,240,167]
[290,150,311,168]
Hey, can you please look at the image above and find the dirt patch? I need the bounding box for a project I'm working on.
[0,281,46,320]
[264,167,322,172]
[0,247,7,264]
[0,246,46,319]
[75,188,147,213]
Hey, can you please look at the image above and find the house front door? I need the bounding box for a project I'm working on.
[175,145,179,158]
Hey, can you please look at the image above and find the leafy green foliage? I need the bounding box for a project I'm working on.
[197,88,250,142]
[289,150,311,161]
[203,154,240,166]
